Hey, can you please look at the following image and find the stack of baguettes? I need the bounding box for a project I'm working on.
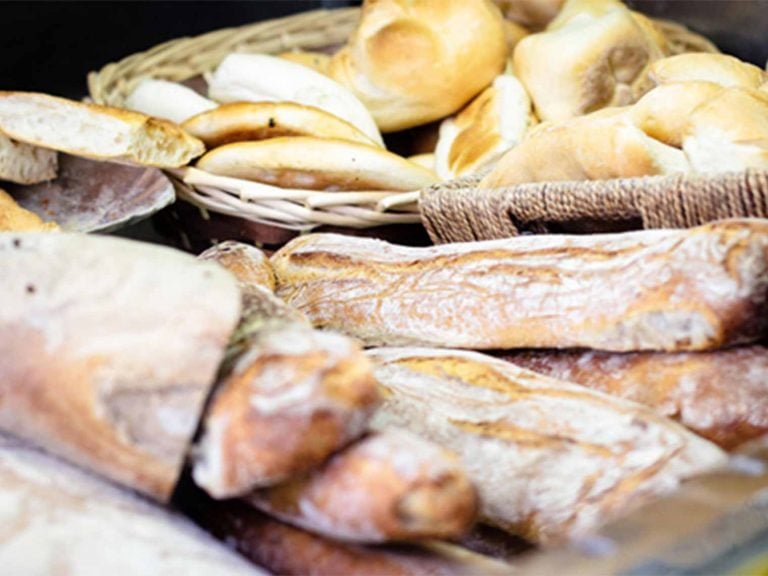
[266,217,768,547]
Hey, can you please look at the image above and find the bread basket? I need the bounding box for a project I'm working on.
[88,6,768,244]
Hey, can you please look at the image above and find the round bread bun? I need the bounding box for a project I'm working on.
[647,53,768,90]
[328,0,509,132]
[195,137,438,191]
[0,91,204,168]
[182,102,379,149]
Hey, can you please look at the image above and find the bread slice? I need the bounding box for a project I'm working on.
[196,137,438,191]
[125,78,218,124]
[0,92,204,168]
[0,132,57,184]
[182,101,379,149]
[0,187,58,231]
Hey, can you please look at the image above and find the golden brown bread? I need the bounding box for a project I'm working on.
[271,220,768,352]
[328,0,509,132]
[198,241,276,292]
[368,348,727,543]
[0,188,58,231]
[647,53,768,90]
[502,346,768,450]
[247,431,478,543]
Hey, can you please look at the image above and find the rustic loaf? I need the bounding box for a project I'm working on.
[271,220,768,352]
[368,348,727,543]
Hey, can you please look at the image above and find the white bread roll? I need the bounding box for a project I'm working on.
[0,188,58,231]
[647,53,768,90]
[513,0,667,122]
[434,73,536,180]
[196,137,438,191]
[207,53,383,146]
[278,49,332,75]
[0,92,204,168]
[125,79,218,124]
[0,133,57,184]
[328,0,509,132]
[493,0,565,30]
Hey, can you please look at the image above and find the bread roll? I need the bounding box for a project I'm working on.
[125,78,218,124]
[647,53,768,90]
[493,0,564,30]
[0,188,58,231]
[513,0,667,122]
[503,346,768,450]
[434,72,536,180]
[183,101,379,148]
[368,348,727,543]
[0,233,241,500]
[278,50,332,75]
[207,53,383,146]
[247,431,477,543]
[0,133,57,184]
[0,92,204,168]
[328,0,509,132]
[196,137,437,191]
[0,434,262,576]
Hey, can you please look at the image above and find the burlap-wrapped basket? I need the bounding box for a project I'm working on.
[88,6,768,244]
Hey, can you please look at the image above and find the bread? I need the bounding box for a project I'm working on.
[278,50,332,75]
[125,78,218,124]
[502,346,768,450]
[182,101,379,148]
[0,233,241,500]
[207,53,383,146]
[513,0,667,122]
[368,348,727,543]
[0,188,58,231]
[647,53,768,90]
[478,106,688,187]
[179,481,512,576]
[247,431,477,543]
[492,0,564,29]
[272,220,768,352]
[196,137,438,191]
[0,92,204,168]
[0,133,57,184]
[0,434,262,576]
[434,72,536,180]
[198,241,276,292]
[328,0,509,132]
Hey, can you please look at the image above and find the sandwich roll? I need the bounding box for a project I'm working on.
[271,219,768,352]
[0,233,241,501]
[0,92,204,168]
[646,53,768,90]
[207,53,383,146]
[182,101,379,149]
[0,133,57,185]
[503,346,768,450]
[247,431,478,543]
[125,78,218,124]
[328,0,509,132]
[368,348,727,543]
[196,137,438,191]
[0,188,58,232]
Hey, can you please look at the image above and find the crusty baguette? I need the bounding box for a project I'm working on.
[178,480,512,576]
[0,188,58,231]
[0,132,57,184]
[0,434,262,576]
[0,233,241,501]
[367,348,727,543]
[502,346,768,450]
[247,430,477,543]
[271,220,768,352]
[125,78,218,124]
[198,241,276,292]
[0,91,204,168]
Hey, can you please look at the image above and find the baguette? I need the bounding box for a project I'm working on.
[271,220,768,352]
[0,233,241,500]
[198,241,275,292]
[0,132,57,184]
[247,431,477,543]
[367,348,727,543]
[502,346,768,450]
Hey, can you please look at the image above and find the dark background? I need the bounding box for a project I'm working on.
[0,0,766,100]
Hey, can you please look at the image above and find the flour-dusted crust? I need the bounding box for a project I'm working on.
[272,220,768,352]
[0,233,241,501]
[368,348,727,543]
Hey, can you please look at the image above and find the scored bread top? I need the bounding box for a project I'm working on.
[0,91,204,168]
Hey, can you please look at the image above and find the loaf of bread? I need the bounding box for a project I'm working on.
[328,0,509,132]
[502,346,768,450]
[125,78,218,124]
[271,220,768,352]
[247,430,477,543]
[0,188,58,231]
[367,348,727,543]
[0,92,204,168]
[0,233,241,501]
[0,132,57,184]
